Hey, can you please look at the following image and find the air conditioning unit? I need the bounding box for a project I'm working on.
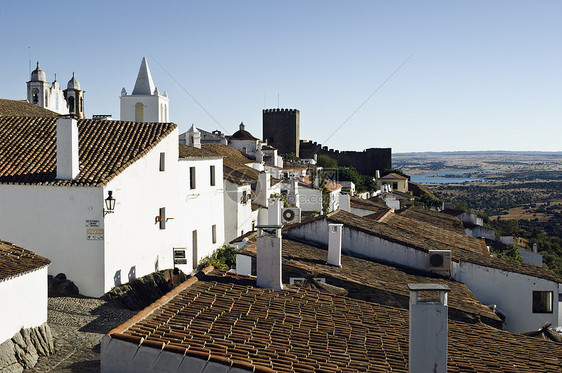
[428,250,451,272]
[282,207,301,224]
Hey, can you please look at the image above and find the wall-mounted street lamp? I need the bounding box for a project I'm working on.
[103,191,116,216]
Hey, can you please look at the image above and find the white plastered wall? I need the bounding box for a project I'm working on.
[456,261,560,333]
[120,94,169,123]
[0,266,48,343]
[178,156,225,269]
[0,184,105,296]
[103,128,184,294]
[223,181,255,243]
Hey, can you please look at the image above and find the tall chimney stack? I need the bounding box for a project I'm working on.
[256,225,283,290]
[268,197,282,226]
[256,171,270,207]
[56,117,80,180]
[288,174,300,207]
[327,223,343,266]
[408,284,450,373]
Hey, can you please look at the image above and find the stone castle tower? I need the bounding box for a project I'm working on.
[120,58,169,123]
[262,108,300,157]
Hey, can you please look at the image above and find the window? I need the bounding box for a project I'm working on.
[68,96,75,113]
[392,182,398,190]
[533,291,553,313]
[135,102,144,122]
[159,207,166,230]
[192,230,198,269]
[159,152,165,171]
[190,167,196,189]
[32,89,39,104]
[212,224,217,244]
[241,190,248,204]
[210,165,215,186]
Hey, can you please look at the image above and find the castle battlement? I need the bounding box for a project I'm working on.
[263,108,299,115]
[299,139,391,176]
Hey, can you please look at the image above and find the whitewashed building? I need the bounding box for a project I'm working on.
[0,116,188,297]
[0,239,50,344]
[284,210,561,333]
[120,57,169,123]
[177,142,225,272]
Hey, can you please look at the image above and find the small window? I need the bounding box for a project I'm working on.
[212,224,217,244]
[159,152,165,171]
[533,291,553,313]
[210,165,216,186]
[159,207,166,229]
[192,230,198,269]
[190,167,196,189]
[393,182,398,189]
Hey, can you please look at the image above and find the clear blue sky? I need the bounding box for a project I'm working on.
[1,1,560,153]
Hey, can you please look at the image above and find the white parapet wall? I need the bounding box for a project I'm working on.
[0,266,48,343]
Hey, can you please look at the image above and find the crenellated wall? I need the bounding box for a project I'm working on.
[300,140,391,176]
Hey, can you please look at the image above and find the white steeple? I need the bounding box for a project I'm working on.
[120,57,169,122]
[132,57,156,96]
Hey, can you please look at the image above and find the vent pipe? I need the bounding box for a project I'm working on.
[56,117,80,180]
[327,223,343,266]
[408,284,450,373]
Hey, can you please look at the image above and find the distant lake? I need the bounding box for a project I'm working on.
[410,170,498,184]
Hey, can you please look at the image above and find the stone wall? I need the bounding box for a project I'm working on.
[300,140,391,176]
[0,323,54,372]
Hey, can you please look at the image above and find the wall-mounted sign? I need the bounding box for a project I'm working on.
[174,248,187,265]
[87,228,104,240]
[86,220,100,227]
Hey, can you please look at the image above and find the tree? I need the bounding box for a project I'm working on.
[281,153,299,162]
[317,154,338,169]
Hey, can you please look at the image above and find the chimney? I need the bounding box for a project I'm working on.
[408,284,450,373]
[256,171,270,207]
[288,175,300,207]
[533,243,538,254]
[56,117,80,180]
[340,194,351,212]
[375,170,380,180]
[327,223,343,266]
[256,225,283,290]
[268,197,282,226]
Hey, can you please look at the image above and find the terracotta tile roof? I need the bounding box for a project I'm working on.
[0,239,50,281]
[397,205,466,234]
[350,197,390,214]
[238,238,501,326]
[201,143,259,185]
[178,144,222,158]
[379,172,408,180]
[230,129,258,141]
[0,99,59,117]
[108,268,562,372]
[325,211,560,283]
[0,117,176,186]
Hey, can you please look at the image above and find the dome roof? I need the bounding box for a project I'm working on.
[30,62,46,82]
[67,72,80,90]
[231,122,258,140]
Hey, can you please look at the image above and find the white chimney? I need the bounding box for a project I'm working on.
[268,197,282,226]
[187,124,201,149]
[56,117,80,180]
[288,175,300,207]
[533,243,538,254]
[408,284,450,373]
[256,171,270,207]
[256,225,283,290]
[339,194,351,212]
[327,223,343,267]
[375,170,380,180]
